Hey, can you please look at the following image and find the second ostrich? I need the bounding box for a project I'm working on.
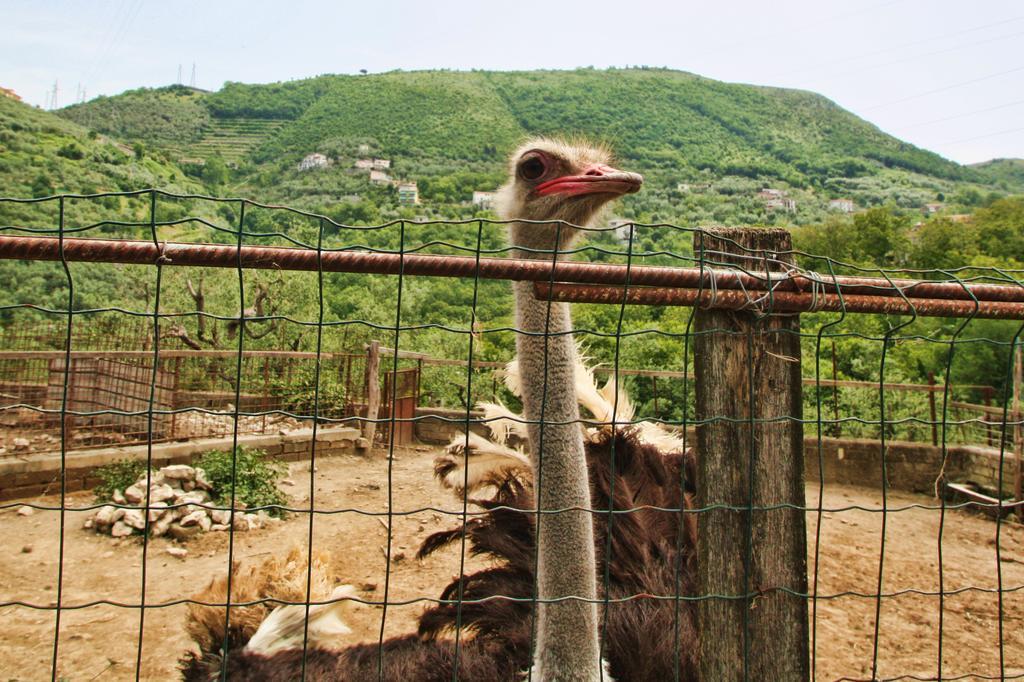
[180,138,698,681]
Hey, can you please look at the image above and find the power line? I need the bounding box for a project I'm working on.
[939,126,1024,146]
[895,99,1024,131]
[863,65,1024,111]
[830,30,1024,80]
[771,15,1024,81]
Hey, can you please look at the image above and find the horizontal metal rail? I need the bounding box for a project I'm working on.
[534,283,1024,320]
[2,235,1024,318]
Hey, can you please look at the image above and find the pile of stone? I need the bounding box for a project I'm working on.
[85,463,281,540]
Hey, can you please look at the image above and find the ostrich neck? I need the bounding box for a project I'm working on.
[512,239,602,680]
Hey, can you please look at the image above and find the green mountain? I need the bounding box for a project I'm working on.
[970,158,1024,189]
[54,68,1020,227]
[0,93,200,201]
[62,69,975,181]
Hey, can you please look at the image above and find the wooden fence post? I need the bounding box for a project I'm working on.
[693,227,809,681]
[363,340,381,446]
[1014,343,1022,519]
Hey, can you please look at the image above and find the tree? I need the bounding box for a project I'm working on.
[201,156,229,188]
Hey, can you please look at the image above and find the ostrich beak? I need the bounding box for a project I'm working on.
[535,163,644,198]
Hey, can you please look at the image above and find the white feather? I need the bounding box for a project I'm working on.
[436,431,531,494]
[245,584,357,655]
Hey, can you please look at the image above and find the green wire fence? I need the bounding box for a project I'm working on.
[0,190,1022,681]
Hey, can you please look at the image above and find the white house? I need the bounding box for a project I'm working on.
[828,198,855,213]
[472,191,496,209]
[370,170,391,184]
[355,159,374,170]
[764,198,797,213]
[297,153,329,172]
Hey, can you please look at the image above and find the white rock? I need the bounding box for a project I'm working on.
[149,484,176,504]
[209,523,229,532]
[112,489,126,505]
[179,510,207,527]
[110,521,132,537]
[12,437,30,450]
[210,509,232,525]
[181,480,196,492]
[161,465,195,480]
[166,547,188,558]
[94,505,124,527]
[83,518,94,529]
[232,515,251,532]
[146,501,167,522]
[16,505,34,517]
[194,468,213,491]
[123,509,146,530]
[179,490,209,505]
[123,484,145,504]
[198,514,212,532]
[152,514,174,537]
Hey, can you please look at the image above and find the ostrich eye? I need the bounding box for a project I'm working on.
[518,155,548,182]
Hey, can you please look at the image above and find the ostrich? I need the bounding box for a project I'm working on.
[179,138,698,681]
[435,352,689,494]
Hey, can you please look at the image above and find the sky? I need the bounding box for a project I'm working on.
[3,0,1023,165]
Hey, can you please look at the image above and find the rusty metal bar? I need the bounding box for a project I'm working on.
[533,283,1024,320]
[3,235,1024,306]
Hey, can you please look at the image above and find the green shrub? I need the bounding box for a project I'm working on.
[195,446,288,516]
[93,458,146,502]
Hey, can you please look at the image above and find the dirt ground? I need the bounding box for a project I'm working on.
[0,446,1022,681]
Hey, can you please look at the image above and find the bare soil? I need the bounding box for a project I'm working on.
[0,446,1022,681]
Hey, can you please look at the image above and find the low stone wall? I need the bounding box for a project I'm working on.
[0,426,366,501]
[412,408,1015,497]
[805,436,1014,496]
[414,407,488,444]
[3,409,1014,502]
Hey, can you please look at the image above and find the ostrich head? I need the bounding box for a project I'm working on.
[495,137,643,252]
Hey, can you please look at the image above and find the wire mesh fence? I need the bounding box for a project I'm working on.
[0,189,1022,680]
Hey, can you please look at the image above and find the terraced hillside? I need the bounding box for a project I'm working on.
[191,118,289,163]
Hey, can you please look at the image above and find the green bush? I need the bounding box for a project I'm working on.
[195,446,288,517]
[93,458,147,502]
[92,447,287,517]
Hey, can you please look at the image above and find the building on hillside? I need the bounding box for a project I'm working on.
[677,182,711,192]
[764,198,797,213]
[297,153,329,172]
[923,202,944,214]
[472,191,496,209]
[947,214,973,223]
[0,86,21,101]
[398,182,419,206]
[608,218,635,242]
[758,188,785,199]
[370,169,391,184]
[356,158,392,171]
[828,198,855,213]
[357,144,371,155]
